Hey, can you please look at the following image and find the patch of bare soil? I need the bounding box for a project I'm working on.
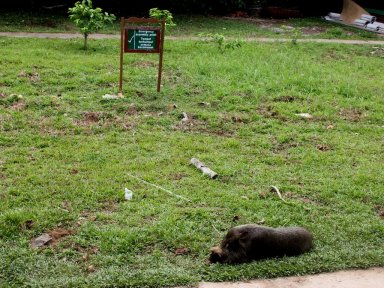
[9,101,26,111]
[18,70,40,82]
[316,144,331,152]
[374,205,384,219]
[257,104,287,121]
[173,114,234,137]
[285,192,323,206]
[132,61,157,68]
[302,26,327,35]
[273,95,300,102]
[82,111,103,124]
[49,228,75,245]
[339,108,364,122]
[168,173,189,180]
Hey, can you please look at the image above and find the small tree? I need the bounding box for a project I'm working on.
[149,8,176,31]
[68,0,115,49]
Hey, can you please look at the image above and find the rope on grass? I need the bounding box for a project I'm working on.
[270,185,286,202]
[126,172,191,202]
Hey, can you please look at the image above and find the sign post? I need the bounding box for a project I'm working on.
[119,17,165,93]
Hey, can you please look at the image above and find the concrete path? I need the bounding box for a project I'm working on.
[1,32,384,45]
[199,267,384,288]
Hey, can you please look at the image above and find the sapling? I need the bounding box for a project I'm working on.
[68,0,115,49]
[149,8,176,30]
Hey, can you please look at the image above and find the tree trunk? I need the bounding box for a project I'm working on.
[84,34,88,50]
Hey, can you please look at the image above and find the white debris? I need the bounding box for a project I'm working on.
[124,188,133,200]
[102,94,121,100]
[295,113,313,119]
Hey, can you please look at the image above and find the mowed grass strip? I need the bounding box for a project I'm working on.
[0,37,383,287]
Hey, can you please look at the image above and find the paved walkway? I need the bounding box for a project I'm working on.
[199,267,384,288]
[1,32,384,45]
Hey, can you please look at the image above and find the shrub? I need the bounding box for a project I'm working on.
[149,8,176,30]
[68,0,116,49]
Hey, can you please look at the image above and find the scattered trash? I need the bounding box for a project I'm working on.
[87,265,96,273]
[102,94,122,100]
[190,158,218,179]
[181,112,189,122]
[124,188,133,200]
[295,113,313,119]
[31,233,52,248]
[270,185,286,202]
[241,195,249,200]
[327,124,334,129]
[125,173,191,201]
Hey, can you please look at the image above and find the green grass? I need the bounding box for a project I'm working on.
[0,12,382,40]
[0,36,383,287]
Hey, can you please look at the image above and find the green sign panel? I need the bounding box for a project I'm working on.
[125,28,160,53]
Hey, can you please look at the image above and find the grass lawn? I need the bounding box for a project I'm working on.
[0,34,383,287]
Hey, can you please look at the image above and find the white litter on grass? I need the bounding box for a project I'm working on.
[124,188,133,200]
[295,113,313,119]
[102,94,121,100]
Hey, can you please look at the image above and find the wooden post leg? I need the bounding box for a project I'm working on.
[119,17,124,94]
[157,20,165,92]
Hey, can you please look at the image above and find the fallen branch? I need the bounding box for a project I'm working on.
[190,158,218,179]
[270,185,286,202]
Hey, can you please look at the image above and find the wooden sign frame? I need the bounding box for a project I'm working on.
[119,17,165,93]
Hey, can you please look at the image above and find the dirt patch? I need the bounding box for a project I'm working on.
[126,105,139,116]
[18,70,40,82]
[49,228,75,245]
[339,108,364,122]
[9,101,26,111]
[82,112,103,123]
[273,142,298,152]
[302,26,327,35]
[100,200,119,214]
[273,95,300,102]
[316,144,331,152]
[132,61,157,68]
[282,191,323,206]
[374,205,384,219]
[173,115,234,137]
[169,173,189,180]
[257,104,287,121]
[175,247,189,256]
[22,220,35,230]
